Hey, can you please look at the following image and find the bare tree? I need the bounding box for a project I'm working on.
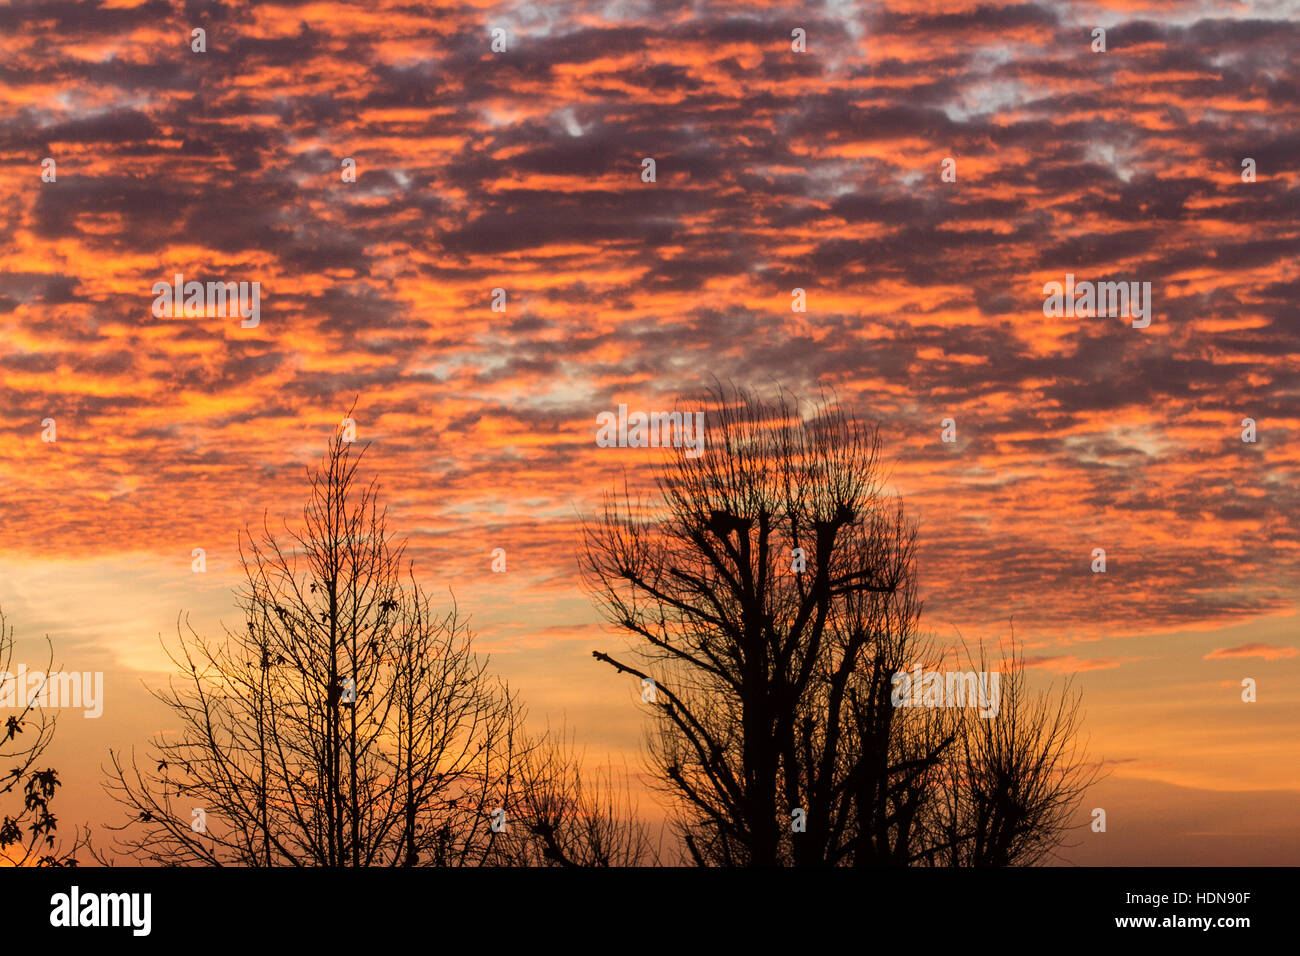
[582,382,1098,866]
[104,426,529,866]
[922,637,1098,867]
[0,609,87,866]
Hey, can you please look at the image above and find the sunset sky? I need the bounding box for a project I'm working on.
[1,0,1297,864]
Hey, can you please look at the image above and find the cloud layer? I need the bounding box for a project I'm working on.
[1,0,1297,652]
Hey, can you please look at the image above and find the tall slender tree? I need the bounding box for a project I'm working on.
[105,426,528,866]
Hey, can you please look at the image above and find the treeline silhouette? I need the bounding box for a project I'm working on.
[9,384,1097,866]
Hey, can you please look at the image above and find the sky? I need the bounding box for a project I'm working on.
[0,0,1297,865]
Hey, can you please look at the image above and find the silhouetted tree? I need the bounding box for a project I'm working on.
[922,638,1096,867]
[583,382,1097,866]
[0,609,87,866]
[105,426,532,866]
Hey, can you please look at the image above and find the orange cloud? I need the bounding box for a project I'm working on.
[1022,656,1140,673]
[1205,643,1299,661]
